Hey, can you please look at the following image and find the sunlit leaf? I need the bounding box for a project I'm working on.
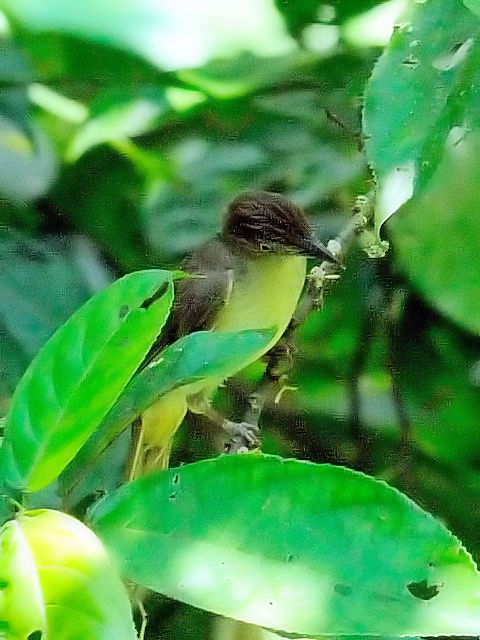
[3,0,294,71]
[0,269,174,492]
[2,0,169,68]
[0,509,136,639]
[67,87,170,161]
[62,328,275,494]
[364,0,480,231]
[179,53,312,99]
[0,516,44,638]
[90,454,480,637]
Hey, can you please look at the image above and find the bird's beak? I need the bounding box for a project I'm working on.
[295,235,341,264]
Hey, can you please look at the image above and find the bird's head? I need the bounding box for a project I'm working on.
[222,191,339,263]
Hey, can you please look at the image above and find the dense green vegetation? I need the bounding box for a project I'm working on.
[1,0,480,638]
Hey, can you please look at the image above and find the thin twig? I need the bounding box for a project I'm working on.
[138,599,148,640]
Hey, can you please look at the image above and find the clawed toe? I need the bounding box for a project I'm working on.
[223,420,260,453]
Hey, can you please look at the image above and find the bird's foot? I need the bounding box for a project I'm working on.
[222,420,260,454]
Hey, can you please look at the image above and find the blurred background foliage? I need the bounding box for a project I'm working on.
[1,0,480,637]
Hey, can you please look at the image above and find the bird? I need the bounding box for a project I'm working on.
[129,191,339,477]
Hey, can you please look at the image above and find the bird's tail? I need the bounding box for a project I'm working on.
[128,388,188,479]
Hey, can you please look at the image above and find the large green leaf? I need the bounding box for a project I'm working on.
[363,0,480,231]
[62,328,275,495]
[388,132,480,335]
[0,515,44,638]
[0,509,136,639]
[0,269,174,493]
[90,454,480,637]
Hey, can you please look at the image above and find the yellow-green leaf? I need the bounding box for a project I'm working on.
[0,510,136,640]
[0,270,174,492]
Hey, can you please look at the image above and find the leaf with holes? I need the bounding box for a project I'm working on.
[0,269,174,493]
[62,328,275,494]
[0,509,136,639]
[363,0,480,232]
[90,454,480,637]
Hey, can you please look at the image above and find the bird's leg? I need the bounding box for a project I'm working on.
[194,401,260,453]
[222,419,260,453]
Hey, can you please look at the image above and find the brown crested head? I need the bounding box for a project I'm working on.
[222,191,339,263]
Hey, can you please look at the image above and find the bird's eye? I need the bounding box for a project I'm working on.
[260,243,270,251]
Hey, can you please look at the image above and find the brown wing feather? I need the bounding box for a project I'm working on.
[143,238,235,365]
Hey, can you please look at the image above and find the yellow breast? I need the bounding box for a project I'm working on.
[213,254,307,356]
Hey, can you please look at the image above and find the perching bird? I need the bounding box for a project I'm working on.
[129,191,338,477]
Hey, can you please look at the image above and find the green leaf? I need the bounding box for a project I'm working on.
[463,0,480,17]
[90,454,480,637]
[0,516,44,639]
[67,87,170,161]
[0,269,174,493]
[388,132,480,335]
[62,328,275,494]
[2,0,169,68]
[0,509,136,639]
[14,30,164,98]
[2,0,293,71]
[178,52,312,99]
[363,0,480,232]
